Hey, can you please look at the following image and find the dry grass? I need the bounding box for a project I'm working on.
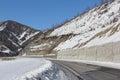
[25,34,77,55]
[77,24,120,48]
[1,57,16,61]
[109,23,120,36]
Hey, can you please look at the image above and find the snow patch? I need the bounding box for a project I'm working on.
[30,42,54,51]
[0,44,12,54]
[20,31,40,45]
[0,25,6,31]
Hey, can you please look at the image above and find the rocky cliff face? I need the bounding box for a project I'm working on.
[23,0,120,55]
[0,20,41,56]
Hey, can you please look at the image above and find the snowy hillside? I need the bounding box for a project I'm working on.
[23,0,120,55]
[50,0,118,36]
[49,0,120,50]
[0,20,41,56]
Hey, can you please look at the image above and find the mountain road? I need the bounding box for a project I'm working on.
[51,60,120,80]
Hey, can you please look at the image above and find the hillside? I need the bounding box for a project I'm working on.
[22,0,120,55]
[0,20,41,56]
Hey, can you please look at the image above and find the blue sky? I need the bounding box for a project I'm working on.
[0,0,100,30]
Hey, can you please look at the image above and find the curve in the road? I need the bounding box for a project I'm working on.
[51,60,120,80]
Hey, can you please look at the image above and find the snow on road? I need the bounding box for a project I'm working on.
[0,58,52,80]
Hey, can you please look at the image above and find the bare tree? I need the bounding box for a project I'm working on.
[100,0,111,4]
[86,6,91,12]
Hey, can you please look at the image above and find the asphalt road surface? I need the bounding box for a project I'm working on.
[51,60,120,80]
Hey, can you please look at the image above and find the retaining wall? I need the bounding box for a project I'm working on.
[57,41,120,63]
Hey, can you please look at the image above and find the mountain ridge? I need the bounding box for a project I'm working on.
[0,20,41,56]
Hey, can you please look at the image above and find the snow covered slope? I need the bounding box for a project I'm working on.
[50,0,118,36]
[23,0,120,55]
[49,0,120,50]
[0,20,41,56]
